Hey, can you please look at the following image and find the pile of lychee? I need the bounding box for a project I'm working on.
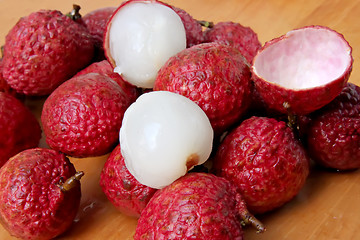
[0,0,358,239]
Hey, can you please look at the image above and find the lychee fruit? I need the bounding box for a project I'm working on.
[306,82,360,170]
[100,144,157,217]
[2,6,95,96]
[212,116,310,214]
[171,5,204,47]
[134,172,265,240]
[0,148,83,240]
[82,6,117,60]
[75,60,140,103]
[120,91,214,189]
[41,73,134,157]
[0,92,41,167]
[203,21,262,64]
[251,25,353,115]
[104,0,187,88]
[154,42,252,136]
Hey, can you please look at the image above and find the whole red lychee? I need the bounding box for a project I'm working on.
[75,60,140,103]
[203,21,262,64]
[171,6,204,47]
[134,172,265,240]
[41,73,134,157]
[154,42,251,136]
[0,148,83,240]
[306,82,360,170]
[212,116,310,214]
[0,92,41,167]
[100,144,157,217]
[2,6,94,96]
[82,7,117,60]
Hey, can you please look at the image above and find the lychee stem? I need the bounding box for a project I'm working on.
[283,102,301,138]
[198,20,214,28]
[57,171,84,192]
[66,4,82,21]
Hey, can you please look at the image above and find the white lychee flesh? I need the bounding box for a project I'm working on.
[119,91,214,189]
[106,1,186,88]
[253,26,352,89]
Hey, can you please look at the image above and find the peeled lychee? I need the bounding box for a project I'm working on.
[100,144,157,217]
[135,172,265,239]
[154,42,251,135]
[212,116,310,214]
[306,82,360,170]
[104,0,187,88]
[251,25,353,115]
[0,92,41,167]
[82,7,117,60]
[203,21,262,64]
[120,91,214,189]
[0,148,83,240]
[2,6,94,96]
[41,73,134,157]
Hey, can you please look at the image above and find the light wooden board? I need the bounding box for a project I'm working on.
[0,0,359,239]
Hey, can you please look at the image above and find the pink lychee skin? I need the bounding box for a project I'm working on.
[135,172,249,240]
[100,144,157,217]
[251,25,353,115]
[171,6,203,48]
[154,42,251,136]
[0,148,81,240]
[212,116,310,214]
[82,7,117,60]
[2,9,94,96]
[306,82,360,170]
[75,60,140,103]
[0,92,41,167]
[203,21,262,64]
[41,73,134,157]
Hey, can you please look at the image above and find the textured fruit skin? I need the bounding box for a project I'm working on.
[135,172,247,240]
[2,10,94,96]
[83,7,116,60]
[171,6,203,48]
[154,42,251,136]
[251,25,353,115]
[306,82,360,170]
[100,144,157,217]
[41,73,134,157]
[0,92,41,167]
[212,116,310,214]
[75,60,140,102]
[0,148,81,240]
[203,21,262,64]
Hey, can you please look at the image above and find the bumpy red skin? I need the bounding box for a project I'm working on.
[75,60,140,102]
[0,92,41,167]
[83,7,117,60]
[251,25,353,115]
[203,21,262,64]
[212,116,310,214]
[306,83,360,170]
[154,42,251,136]
[2,10,94,96]
[41,73,133,157]
[0,148,81,240]
[100,144,157,217]
[171,6,203,48]
[135,172,246,240]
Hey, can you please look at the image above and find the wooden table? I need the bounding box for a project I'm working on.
[0,0,359,239]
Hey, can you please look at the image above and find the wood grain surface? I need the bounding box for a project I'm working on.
[0,0,359,239]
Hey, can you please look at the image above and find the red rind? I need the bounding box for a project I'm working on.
[251,25,353,115]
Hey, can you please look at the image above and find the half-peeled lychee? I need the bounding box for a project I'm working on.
[251,25,353,115]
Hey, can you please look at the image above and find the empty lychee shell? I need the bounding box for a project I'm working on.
[104,0,186,88]
[252,25,353,115]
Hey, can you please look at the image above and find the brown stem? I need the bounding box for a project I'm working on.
[198,20,214,28]
[240,211,266,233]
[57,171,84,192]
[66,4,82,21]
